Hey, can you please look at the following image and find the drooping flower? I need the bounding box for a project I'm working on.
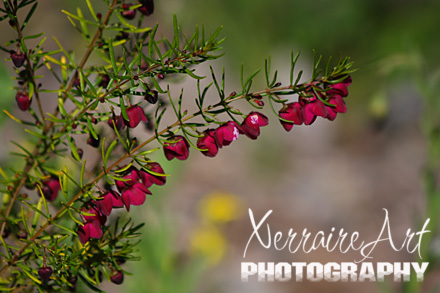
[327,76,352,97]
[197,129,219,157]
[163,135,190,160]
[38,266,53,282]
[78,207,107,244]
[138,0,154,16]
[140,162,166,188]
[215,121,242,148]
[327,95,347,113]
[123,105,148,128]
[121,3,136,19]
[241,111,269,140]
[301,104,317,126]
[95,190,124,216]
[121,182,151,211]
[16,92,31,111]
[108,115,125,131]
[278,102,303,131]
[115,167,140,192]
[110,271,124,285]
[10,50,25,68]
[41,177,61,201]
[307,96,328,118]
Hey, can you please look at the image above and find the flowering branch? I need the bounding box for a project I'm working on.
[0,0,355,290]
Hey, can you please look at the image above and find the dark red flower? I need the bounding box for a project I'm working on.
[16,92,31,111]
[278,102,303,131]
[78,207,107,244]
[307,96,328,118]
[110,270,124,285]
[197,129,219,157]
[115,167,140,192]
[301,104,317,126]
[95,190,123,216]
[144,90,158,104]
[87,135,100,148]
[241,112,269,140]
[215,121,242,147]
[138,0,154,16]
[327,76,352,97]
[10,51,25,68]
[121,3,136,19]
[140,162,166,188]
[99,74,110,88]
[38,266,53,282]
[163,135,190,160]
[121,182,151,211]
[108,114,125,131]
[42,177,61,201]
[327,95,347,113]
[123,105,148,128]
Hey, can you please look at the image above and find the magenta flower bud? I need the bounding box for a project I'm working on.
[140,162,166,188]
[16,92,31,111]
[10,51,25,68]
[241,111,269,140]
[163,135,190,160]
[138,0,154,16]
[110,271,124,285]
[327,76,352,97]
[121,4,136,19]
[144,90,158,104]
[123,105,148,128]
[197,129,219,157]
[38,266,53,282]
[278,102,303,131]
[327,95,347,113]
[108,115,125,131]
[215,121,242,148]
[42,177,61,201]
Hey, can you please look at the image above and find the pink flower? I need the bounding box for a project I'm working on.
[197,129,219,157]
[163,135,190,160]
[140,162,166,188]
[327,95,347,113]
[301,105,317,126]
[42,177,61,201]
[307,96,328,118]
[78,207,107,244]
[278,102,303,131]
[215,121,242,147]
[115,167,140,192]
[327,76,352,97]
[121,182,151,211]
[123,105,148,128]
[241,111,269,140]
[95,190,124,216]
[16,92,31,111]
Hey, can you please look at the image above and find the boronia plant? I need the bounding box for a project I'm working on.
[0,0,355,291]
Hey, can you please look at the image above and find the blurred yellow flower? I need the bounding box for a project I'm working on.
[190,225,225,265]
[197,191,243,224]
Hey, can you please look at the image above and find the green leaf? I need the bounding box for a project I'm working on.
[119,96,129,121]
[80,159,87,187]
[21,2,37,31]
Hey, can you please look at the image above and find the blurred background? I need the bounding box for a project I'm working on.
[2,0,440,292]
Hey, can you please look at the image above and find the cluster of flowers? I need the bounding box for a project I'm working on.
[278,76,352,131]
[162,111,269,159]
[77,162,166,244]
